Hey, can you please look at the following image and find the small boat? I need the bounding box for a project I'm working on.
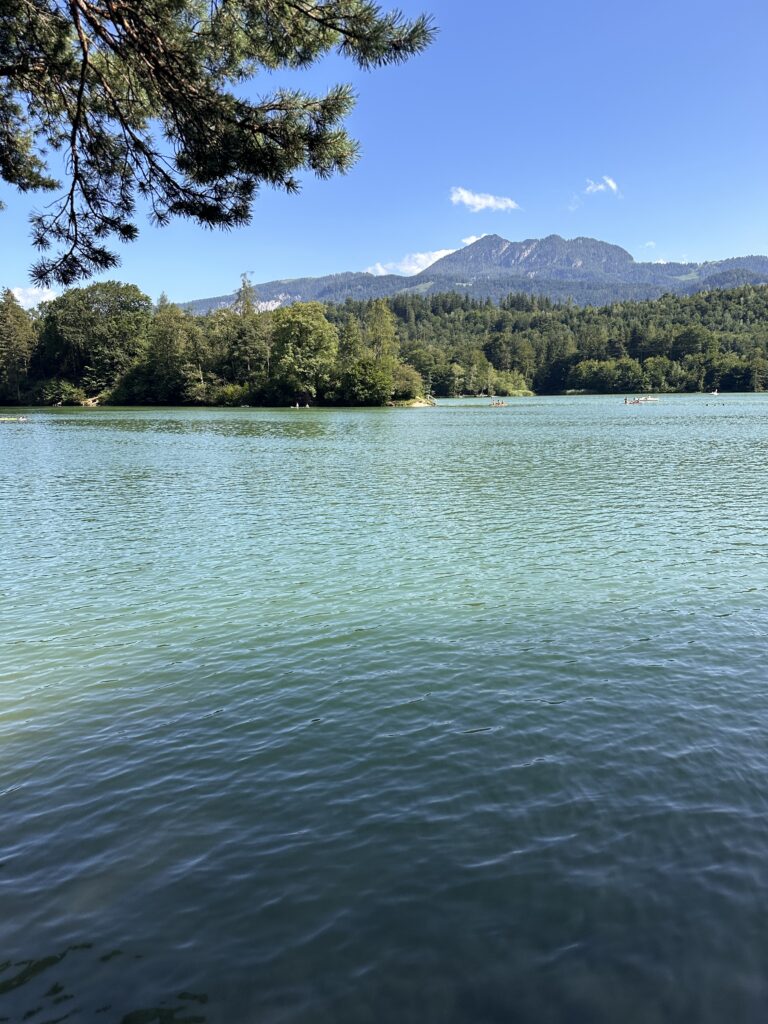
[710,388,719,396]
[0,415,28,422]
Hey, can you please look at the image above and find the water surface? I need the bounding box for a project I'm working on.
[2,396,767,1023]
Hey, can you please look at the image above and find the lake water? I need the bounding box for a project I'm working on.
[2,395,767,1024]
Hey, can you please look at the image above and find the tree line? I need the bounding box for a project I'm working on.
[0,278,425,407]
[2,280,768,406]
[380,287,768,395]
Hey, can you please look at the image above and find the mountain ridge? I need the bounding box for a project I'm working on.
[182,234,768,313]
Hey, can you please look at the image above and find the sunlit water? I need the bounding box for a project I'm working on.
[1,395,767,1024]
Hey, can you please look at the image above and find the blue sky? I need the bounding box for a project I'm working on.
[3,0,768,306]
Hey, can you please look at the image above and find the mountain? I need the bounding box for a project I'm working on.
[183,235,768,312]
[181,271,405,314]
[423,233,635,278]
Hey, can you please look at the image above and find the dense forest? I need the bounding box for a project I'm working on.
[181,237,768,312]
[2,278,768,406]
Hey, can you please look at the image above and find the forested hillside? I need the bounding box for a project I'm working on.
[184,235,768,312]
[2,280,768,406]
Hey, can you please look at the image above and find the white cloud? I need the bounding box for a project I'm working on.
[366,262,391,277]
[366,248,457,277]
[654,259,668,265]
[11,286,58,308]
[643,241,656,248]
[450,186,519,213]
[366,233,496,277]
[584,176,620,195]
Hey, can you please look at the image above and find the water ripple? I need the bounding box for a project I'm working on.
[2,397,768,1022]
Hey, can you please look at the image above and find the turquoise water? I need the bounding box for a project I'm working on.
[1,396,767,1023]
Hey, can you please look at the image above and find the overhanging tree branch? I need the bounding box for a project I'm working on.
[0,0,435,285]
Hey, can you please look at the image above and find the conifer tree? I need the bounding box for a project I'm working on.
[0,289,36,401]
[0,1,434,285]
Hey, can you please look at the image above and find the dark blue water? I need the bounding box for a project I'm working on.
[2,396,767,1022]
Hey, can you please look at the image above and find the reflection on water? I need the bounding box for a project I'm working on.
[43,406,336,440]
[0,944,208,1023]
[2,397,768,1023]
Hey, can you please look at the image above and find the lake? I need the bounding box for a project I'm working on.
[2,395,767,1023]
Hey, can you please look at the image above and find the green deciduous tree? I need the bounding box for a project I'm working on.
[642,355,676,392]
[360,298,399,398]
[0,1,434,286]
[493,369,529,395]
[144,294,201,402]
[337,313,364,366]
[445,361,464,397]
[363,298,398,361]
[36,280,151,394]
[271,301,338,401]
[333,349,392,404]
[230,274,270,382]
[391,361,423,400]
[670,325,712,362]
